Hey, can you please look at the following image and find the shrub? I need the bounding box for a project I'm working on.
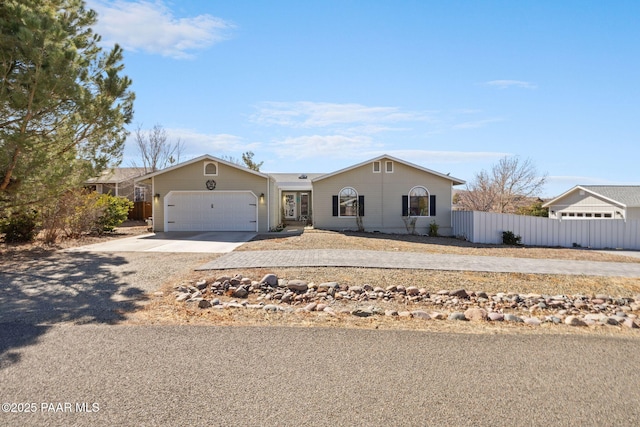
[1,210,39,243]
[95,194,133,234]
[39,189,103,242]
[402,216,417,235]
[502,230,522,246]
[428,220,439,237]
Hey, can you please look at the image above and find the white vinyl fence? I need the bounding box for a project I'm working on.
[452,211,640,250]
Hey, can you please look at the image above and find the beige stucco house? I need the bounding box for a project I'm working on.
[312,155,465,235]
[543,185,640,220]
[136,154,465,234]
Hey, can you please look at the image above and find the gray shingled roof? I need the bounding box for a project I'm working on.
[582,185,640,207]
[86,167,146,184]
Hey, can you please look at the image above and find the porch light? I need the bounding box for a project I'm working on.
[154,193,160,201]
[260,193,265,203]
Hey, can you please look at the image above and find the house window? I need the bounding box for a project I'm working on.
[373,161,381,173]
[386,161,394,173]
[409,186,429,216]
[204,162,218,176]
[339,187,358,217]
[134,186,147,202]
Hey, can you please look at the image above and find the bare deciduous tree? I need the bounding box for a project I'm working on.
[220,151,263,171]
[457,156,547,214]
[134,124,184,172]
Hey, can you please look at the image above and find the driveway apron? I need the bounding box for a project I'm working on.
[64,231,256,253]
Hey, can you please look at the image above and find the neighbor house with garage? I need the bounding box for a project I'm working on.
[543,185,640,220]
[136,154,465,235]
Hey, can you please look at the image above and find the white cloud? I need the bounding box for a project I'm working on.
[124,127,259,163]
[164,128,259,154]
[367,149,511,164]
[269,134,381,160]
[484,80,537,90]
[252,101,434,130]
[89,0,235,59]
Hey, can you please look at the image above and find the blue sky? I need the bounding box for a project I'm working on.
[88,0,640,197]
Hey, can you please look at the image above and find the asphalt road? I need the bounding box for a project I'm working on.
[1,325,640,426]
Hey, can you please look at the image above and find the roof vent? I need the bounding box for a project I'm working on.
[298,174,307,179]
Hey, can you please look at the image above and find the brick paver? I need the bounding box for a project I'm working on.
[196,249,640,278]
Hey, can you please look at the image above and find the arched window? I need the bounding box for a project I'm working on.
[409,186,429,216]
[339,187,358,217]
[204,162,218,176]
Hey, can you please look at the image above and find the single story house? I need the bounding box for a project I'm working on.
[85,167,148,201]
[543,185,640,220]
[135,154,465,235]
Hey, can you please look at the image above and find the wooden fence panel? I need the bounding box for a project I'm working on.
[129,201,152,221]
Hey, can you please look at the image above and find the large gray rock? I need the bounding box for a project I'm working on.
[448,312,467,321]
[260,274,278,287]
[411,310,431,320]
[450,289,469,299]
[286,280,308,292]
[352,309,373,317]
[232,286,249,299]
[504,313,523,323]
[565,315,587,327]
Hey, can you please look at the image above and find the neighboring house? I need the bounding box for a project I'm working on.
[135,154,465,234]
[85,167,148,201]
[543,185,640,220]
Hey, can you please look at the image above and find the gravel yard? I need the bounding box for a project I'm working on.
[134,228,640,334]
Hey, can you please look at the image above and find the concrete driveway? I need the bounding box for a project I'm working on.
[64,231,256,253]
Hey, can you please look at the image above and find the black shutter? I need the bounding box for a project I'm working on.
[430,195,436,216]
[332,195,338,216]
[402,195,408,216]
[358,195,365,217]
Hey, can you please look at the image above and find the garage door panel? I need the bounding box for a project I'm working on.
[165,192,257,231]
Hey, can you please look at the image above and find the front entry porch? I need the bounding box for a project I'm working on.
[281,191,312,225]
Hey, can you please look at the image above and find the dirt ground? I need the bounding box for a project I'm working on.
[5,223,640,335]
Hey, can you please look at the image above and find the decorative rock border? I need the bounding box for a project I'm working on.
[173,274,640,329]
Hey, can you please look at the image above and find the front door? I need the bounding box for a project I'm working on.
[284,193,297,219]
[300,193,309,219]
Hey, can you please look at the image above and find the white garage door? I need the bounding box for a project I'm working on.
[165,191,257,232]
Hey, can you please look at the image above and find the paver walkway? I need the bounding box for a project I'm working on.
[197,249,640,278]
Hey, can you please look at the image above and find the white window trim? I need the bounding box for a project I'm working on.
[408,185,430,217]
[204,161,218,176]
[385,161,394,173]
[373,161,381,173]
[338,186,358,218]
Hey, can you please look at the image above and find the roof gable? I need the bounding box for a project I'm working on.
[311,154,465,185]
[543,185,640,208]
[134,154,269,182]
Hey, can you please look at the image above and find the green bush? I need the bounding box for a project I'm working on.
[1,210,39,243]
[428,220,439,237]
[502,230,522,246]
[95,194,133,234]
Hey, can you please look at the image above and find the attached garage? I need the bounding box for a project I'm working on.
[165,191,258,232]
